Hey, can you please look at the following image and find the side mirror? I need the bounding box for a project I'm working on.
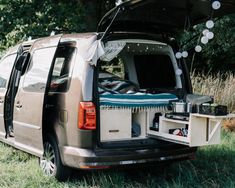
[15,52,30,72]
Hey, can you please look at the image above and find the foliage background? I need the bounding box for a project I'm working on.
[0,0,115,49]
[0,1,235,187]
[0,0,234,71]
[180,15,235,72]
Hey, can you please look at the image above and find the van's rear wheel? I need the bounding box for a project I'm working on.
[39,135,71,181]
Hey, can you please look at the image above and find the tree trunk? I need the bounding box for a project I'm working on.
[81,0,115,31]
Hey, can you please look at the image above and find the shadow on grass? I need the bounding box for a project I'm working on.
[67,133,235,187]
[69,163,169,187]
[1,131,235,187]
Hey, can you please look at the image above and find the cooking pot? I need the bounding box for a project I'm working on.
[172,101,187,113]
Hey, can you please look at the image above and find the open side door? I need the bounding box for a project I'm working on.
[0,47,18,137]
[4,45,25,138]
[12,35,62,156]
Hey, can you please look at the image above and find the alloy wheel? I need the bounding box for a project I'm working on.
[40,142,57,176]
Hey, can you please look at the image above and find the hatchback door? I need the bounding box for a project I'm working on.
[96,0,235,147]
[98,0,235,34]
[13,35,61,156]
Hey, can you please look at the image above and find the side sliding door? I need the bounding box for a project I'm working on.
[13,36,61,156]
[0,53,17,137]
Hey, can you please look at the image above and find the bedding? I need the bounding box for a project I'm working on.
[100,93,178,110]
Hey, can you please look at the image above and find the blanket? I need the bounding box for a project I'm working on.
[100,93,178,111]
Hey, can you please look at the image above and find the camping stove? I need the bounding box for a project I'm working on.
[165,112,190,121]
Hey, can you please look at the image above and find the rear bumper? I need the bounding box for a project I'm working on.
[60,145,196,169]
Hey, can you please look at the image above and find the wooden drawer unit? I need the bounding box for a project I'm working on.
[147,113,235,147]
[100,109,132,141]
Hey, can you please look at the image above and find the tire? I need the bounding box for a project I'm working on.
[39,135,71,181]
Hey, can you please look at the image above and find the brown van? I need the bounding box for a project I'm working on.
[0,0,234,181]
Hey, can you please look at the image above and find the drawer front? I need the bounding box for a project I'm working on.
[100,109,131,141]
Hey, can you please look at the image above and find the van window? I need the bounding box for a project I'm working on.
[134,54,176,89]
[100,57,125,79]
[49,45,76,92]
[23,48,56,92]
[99,41,180,94]
[0,54,17,88]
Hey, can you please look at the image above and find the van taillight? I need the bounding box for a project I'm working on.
[78,102,96,130]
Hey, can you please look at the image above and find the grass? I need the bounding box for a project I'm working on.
[1,73,235,187]
[0,129,235,188]
[192,72,235,130]
[191,72,235,112]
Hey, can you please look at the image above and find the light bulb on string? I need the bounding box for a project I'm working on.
[212,1,221,10]
[182,51,188,58]
[201,36,209,44]
[195,45,202,52]
[175,52,182,59]
[206,32,214,40]
[206,20,214,29]
[176,69,182,76]
[202,29,209,36]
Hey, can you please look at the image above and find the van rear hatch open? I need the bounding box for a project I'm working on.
[97,39,184,147]
[98,0,235,35]
[96,39,234,149]
[95,0,235,148]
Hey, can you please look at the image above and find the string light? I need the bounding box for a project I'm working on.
[202,29,209,36]
[195,45,202,52]
[201,36,209,44]
[182,51,189,58]
[212,1,221,10]
[193,1,220,52]
[176,69,183,75]
[206,32,214,40]
[175,52,182,59]
[206,20,214,29]
[175,51,188,59]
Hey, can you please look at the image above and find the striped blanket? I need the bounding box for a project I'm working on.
[100,93,178,110]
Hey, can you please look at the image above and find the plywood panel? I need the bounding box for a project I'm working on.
[100,109,131,141]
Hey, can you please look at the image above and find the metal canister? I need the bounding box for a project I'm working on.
[186,103,192,113]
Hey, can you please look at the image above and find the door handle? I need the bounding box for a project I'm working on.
[0,100,3,103]
[15,101,22,108]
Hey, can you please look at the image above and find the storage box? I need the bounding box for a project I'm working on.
[100,109,132,141]
[199,104,228,116]
[147,114,235,147]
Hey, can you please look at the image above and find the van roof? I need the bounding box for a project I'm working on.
[3,33,97,57]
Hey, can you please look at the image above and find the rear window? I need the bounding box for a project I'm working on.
[50,45,76,92]
[49,45,76,93]
[134,54,176,89]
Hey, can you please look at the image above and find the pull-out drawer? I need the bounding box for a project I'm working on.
[147,113,235,147]
[100,108,147,141]
[100,109,132,141]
